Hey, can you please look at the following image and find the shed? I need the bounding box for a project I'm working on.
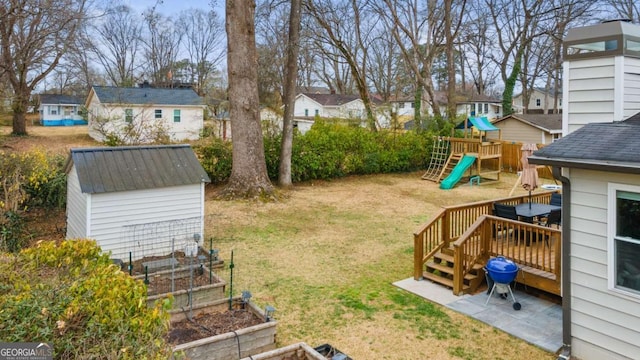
[65,145,211,261]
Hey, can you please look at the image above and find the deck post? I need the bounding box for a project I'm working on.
[414,233,424,280]
[452,243,463,295]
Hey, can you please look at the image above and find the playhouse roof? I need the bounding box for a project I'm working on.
[65,145,210,194]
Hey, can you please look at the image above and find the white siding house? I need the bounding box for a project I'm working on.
[86,86,205,143]
[513,88,563,114]
[65,145,210,261]
[38,94,86,126]
[487,114,562,144]
[529,20,640,360]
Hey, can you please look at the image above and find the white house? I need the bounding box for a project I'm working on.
[38,94,86,126]
[456,94,503,120]
[86,86,205,143]
[294,92,366,119]
[513,87,563,114]
[529,20,640,360]
[65,145,211,261]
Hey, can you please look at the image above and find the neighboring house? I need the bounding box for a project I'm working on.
[487,114,562,144]
[65,145,211,261]
[528,20,640,360]
[456,94,502,120]
[513,87,563,114]
[86,86,205,143]
[38,94,86,126]
[294,92,366,119]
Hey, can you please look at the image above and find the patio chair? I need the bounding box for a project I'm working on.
[550,193,562,207]
[541,209,561,228]
[493,203,519,220]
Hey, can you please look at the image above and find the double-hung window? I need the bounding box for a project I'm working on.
[155,109,162,119]
[173,109,181,123]
[609,183,640,297]
[125,108,133,123]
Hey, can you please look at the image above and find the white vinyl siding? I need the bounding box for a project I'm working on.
[623,59,640,118]
[569,169,640,359]
[485,118,553,144]
[88,184,203,261]
[65,165,88,239]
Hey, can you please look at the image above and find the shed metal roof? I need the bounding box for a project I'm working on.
[92,86,204,106]
[66,145,210,194]
[528,112,640,173]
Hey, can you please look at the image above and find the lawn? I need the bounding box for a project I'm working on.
[2,123,557,359]
[205,173,557,360]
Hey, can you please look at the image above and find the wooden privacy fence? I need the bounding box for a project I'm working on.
[501,142,552,179]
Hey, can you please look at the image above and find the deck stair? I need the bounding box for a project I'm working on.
[422,251,485,294]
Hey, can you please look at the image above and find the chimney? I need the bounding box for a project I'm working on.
[562,20,640,135]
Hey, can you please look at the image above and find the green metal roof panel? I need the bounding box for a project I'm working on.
[67,145,210,194]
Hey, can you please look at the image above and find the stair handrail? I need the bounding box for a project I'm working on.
[452,215,491,294]
[414,208,447,280]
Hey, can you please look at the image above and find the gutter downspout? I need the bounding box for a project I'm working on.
[553,166,571,360]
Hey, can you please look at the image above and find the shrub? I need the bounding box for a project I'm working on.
[194,138,233,184]
[0,239,171,359]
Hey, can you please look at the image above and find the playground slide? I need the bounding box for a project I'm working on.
[439,155,477,190]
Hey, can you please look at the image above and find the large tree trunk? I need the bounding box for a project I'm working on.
[11,88,29,135]
[278,0,302,187]
[221,0,274,199]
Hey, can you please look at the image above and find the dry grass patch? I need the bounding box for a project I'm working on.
[205,172,557,360]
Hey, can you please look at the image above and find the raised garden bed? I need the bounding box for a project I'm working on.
[238,342,327,360]
[169,297,277,360]
[134,266,226,309]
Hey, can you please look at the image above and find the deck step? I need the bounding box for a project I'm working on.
[433,252,485,271]
[427,261,481,281]
[422,271,470,292]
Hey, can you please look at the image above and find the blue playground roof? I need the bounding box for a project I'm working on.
[455,116,499,131]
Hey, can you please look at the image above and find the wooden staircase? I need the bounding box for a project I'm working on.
[422,250,485,294]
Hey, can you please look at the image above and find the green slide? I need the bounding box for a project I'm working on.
[439,155,477,190]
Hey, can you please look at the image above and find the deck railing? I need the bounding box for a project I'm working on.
[448,138,502,158]
[413,191,560,292]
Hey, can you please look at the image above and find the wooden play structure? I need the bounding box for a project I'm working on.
[422,117,502,188]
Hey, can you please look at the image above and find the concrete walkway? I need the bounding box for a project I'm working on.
[393,277,562,354]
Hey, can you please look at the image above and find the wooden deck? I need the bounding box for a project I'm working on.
[414,191,561,296]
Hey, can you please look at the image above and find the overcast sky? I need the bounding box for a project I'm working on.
[125,0,222,16]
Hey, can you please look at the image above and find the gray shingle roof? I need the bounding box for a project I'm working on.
[66,145,210,194]
[92,86,204,106]
[39,94,84,105]
[302,93,361,106]
[494,114,562,131]
[529,113,640,173]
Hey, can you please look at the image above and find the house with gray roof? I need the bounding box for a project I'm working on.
[38,94,86,126]
[487,114,562,144]
[86,86,205,143]
[527,20,640,360]
[65,144,210,261]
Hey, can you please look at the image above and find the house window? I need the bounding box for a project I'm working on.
[50,106,58,115]
[315,109,319,116]
[173,109,181,122]
[471,103,476,113]
[399,102,405,109]
[304,109,309,116]
[551,133,561,142]
[609,184,640,297]
[536,98,541,107]
[125,108,133,123]
[484,103,488,113]
[155,109,162,119]
[411,102,415,108]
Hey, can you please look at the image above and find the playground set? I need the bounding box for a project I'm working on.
[422,117,502,189]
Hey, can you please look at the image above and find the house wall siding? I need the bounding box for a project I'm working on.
[294,96,322,117]
[623,58,640,119]
[88,184,203,261]
[65,165,88,239]
[565,57,616,133]
[486,118,551,144]
[569,168,640,360]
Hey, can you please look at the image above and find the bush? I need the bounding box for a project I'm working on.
[194,138,233,184]
[0,239,171,359]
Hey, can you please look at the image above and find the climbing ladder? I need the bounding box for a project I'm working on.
[422,137,450,182]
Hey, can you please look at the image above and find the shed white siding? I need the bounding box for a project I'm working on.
[65,164,88,239]
[486,118,552,144]
[623,58,640,118]
[88,184,204,261]
[569,169,640,360]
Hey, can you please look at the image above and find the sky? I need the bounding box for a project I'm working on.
[125,0,223,16]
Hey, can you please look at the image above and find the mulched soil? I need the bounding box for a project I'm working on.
[145,270,219,295]
[166,308,264,345]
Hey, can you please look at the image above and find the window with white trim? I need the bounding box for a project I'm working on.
[125,108,133,123]
[609,183,640,296]
[536,98,541,107]
[173,109,181,122]
[155,109,162,119]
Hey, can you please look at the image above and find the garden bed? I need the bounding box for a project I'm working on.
[134,266,226,309]
[238,342,327,360]
[169,297,277,360]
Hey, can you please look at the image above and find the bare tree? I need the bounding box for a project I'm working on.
[602,0,640,22]
[0,0,87,135]
[143,10,182,86]
[222,0,274,198]
[306,0,378,131]
[255,1,289,106]
[376,0,446,127]
[460,3,499,96]
[444,0,467,120]
[88,5,143,87]
[177,9,226,95]
[278,0,302,187]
